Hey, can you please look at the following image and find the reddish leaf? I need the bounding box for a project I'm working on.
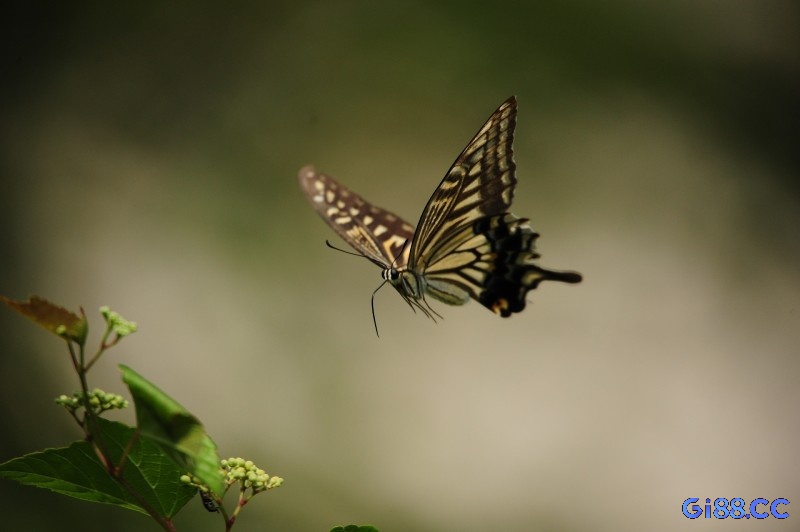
[1,296,88,344]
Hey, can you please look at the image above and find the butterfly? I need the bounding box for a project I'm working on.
[298,96,581,332]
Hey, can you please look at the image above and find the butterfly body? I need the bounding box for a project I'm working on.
[299,96,581,322]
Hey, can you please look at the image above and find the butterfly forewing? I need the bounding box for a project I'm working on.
[298,166,414,268]
[409,96,518,269]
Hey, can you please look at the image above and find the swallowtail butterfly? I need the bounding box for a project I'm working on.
[299,97,581,329]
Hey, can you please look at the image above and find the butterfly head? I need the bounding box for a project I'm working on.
[382,267,422,298]
[381,267,401,282]
[382,266,418,301]
[377,267,443,324]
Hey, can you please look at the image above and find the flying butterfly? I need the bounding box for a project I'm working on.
[298,96,581,332]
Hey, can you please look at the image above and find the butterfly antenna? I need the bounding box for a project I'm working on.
[372,238,415,336]
[326,239,389,270]
[389,238,410,268]
[325,239,369,259]
[371,280,388,337]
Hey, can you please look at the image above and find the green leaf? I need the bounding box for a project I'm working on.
[330,526,380,532]
[0,419,195,517]
[120,364,224,495]
[1,295,88,344]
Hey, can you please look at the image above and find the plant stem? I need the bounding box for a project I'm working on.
[84,321,113,371]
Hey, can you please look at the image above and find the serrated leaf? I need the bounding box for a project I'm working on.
[1,295,88,344]
[120,364,224,495]
[330,526,380,532]
[0,418,195,517]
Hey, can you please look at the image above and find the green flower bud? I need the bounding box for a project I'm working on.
[100,306,137,336]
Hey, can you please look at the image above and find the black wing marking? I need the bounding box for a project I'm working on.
[423,214,582,315]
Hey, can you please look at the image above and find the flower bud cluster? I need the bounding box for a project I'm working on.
[55,388,128,414]
[221,457,284,492]
[180,457,284,501]
[100,306,137,337]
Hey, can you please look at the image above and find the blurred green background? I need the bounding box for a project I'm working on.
[2,1,798,531]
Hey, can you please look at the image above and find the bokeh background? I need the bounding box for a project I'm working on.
[2,1,798,531]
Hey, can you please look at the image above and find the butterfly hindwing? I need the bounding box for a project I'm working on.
[444,214,581,317]
[298,166,414,268]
